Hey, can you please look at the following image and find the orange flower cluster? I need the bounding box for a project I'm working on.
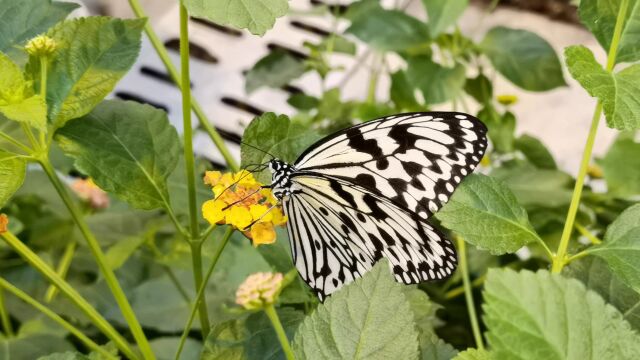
[0,214,8,234]
[201,170,286,246]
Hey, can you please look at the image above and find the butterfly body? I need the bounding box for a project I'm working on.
[266,112,487,299]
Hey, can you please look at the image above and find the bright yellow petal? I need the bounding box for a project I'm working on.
[202,199,226,224]
[271,208,288,226]
[250,223,276,246]
[226,206,252,229]
[203,171,222,186]
[249,204,273,223]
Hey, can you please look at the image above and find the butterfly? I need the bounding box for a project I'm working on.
[265,112,487,299]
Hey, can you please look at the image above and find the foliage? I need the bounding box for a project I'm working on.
[0,0,639,359]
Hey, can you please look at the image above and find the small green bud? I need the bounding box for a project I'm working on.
[25,35,57,57]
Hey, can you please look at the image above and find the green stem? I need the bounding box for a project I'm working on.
[552,0,629,274]
[457,238,484,350]
[575,222,602,245]
[444,274,487,300]
[565,250,590,266]
[20,123,39,149]
[0,277,117,359]
[1,231,137,359]
[0,131,32,154]
[127,0,238,171]
[44,240,77,302]
[264,304,295,360]
[190,240,210,338]
[179,4,200,240]
[175,227,234,360]
[38,158,155,360]
[0,287,13,337]
[39,56,48,147]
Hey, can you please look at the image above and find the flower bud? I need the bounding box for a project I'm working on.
[25,35,57,57]
[497,94,518,106]
[0,214,8,234]
[235,272,284,310]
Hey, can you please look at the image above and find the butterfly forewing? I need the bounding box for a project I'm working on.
[293,112,487,219]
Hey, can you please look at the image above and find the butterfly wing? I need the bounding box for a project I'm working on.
[293,112,487,219]
[283,175,457,299]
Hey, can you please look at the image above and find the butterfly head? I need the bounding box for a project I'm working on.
[268,159,294,200]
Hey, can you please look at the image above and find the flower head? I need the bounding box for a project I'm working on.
[497,94,518,106]
[236,272,284,310]
[0,214,8,234]
[71,178,109,210]
[201,170,286,246]
[25,35,57,57]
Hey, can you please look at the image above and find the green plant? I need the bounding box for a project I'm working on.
[0,0,639,359]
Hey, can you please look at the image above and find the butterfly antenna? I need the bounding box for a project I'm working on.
[240,141,276,160]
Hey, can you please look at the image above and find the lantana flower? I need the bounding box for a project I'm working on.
[0,214,8,234]
[71,178,110,210]
[201,170,287,246]
[235,272,284,310]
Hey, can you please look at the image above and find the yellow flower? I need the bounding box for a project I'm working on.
[202,199,226,224]
[0,214,8,234]
[202,170,287,246]
[496,94,518,106]
[250,223,276,246]
[587,164,603,179]
[235,272,284,310]
[25,35,57,57]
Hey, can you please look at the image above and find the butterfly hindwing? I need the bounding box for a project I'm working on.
[284,175,457,299]
[293,112,487,219]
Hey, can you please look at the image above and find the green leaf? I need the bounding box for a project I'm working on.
[598,133,640,196]
[347,7,430,52]
[37,352,90,360]
[565,257,640,330]
[0,151,26,208]
[420,337,459,360]
[587,204,640,293]
[480,26,566,91]
[287,93,319,111]
[55,100,180,210]
[0,335,74,360]
[477,107,515,153]
[565,45,640,130]
[464,74,493,105]
[491,166,573,208]
[407,56,466,104]
[184,0,288,36]
[0,52,47,130]
[483,268,640,360]
[241,112,321,183]
[105,235,147,271]
[167,157,211,217]
[453,348,490,360]
[34,17,144,128]
[435,174,541,255]
[0,0,78,62]
[149,337,202,360]
[245,51,306,93]
[293,261,420,360]
[422,0,469,36]
[390,70,420,110]
[201,320,246,360]
[578,0,640,63]
[514,134,557,169]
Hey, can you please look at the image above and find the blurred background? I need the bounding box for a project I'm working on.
[72,0,614,172]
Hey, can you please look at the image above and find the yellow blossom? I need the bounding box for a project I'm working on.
[202,170,287,246]
[71,178,109,210]
[497,94,518,106]
[235,272,284,310]
[587,164,603,179]
[25,35,57,57]
[0,214,8,234]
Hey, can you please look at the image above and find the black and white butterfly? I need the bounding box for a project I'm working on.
[265,112,487,299]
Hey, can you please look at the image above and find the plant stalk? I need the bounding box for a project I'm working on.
[38,158,155,360]
[1,231,137,359]
[552,0,628,273]
[127,0,238,171]
[175,227,234,360]
[39,56,48,146]
[0,277,117,359]
[457,237,484,350]
[0,287,13,337]
[189,240,210,338]
[265,304,296,360]
[45,240,77,302]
